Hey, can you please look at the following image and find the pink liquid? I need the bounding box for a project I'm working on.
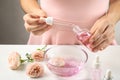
[77,31,91,45]
[47,59,84,77]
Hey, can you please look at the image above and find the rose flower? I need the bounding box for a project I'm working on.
[31,50,45,62]
[8,51,21,70]
[26,62,44,78]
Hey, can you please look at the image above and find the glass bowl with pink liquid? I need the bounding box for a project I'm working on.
[44,45,88,78]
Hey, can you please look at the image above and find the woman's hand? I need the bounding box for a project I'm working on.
[89,15,115,52]
[23,10,51,35]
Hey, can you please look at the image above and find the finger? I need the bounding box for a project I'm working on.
[23,14,44,25]
[90,36,105,49]
[26,18,41,25]
[25,23,49,32]
[24,22,31,32]
[90,21,108,43]
[92,34,114,52]
[90,25,114,48]
[90,17,109,34]
[23,14,39,21]
[24,22,40,32]
[32,26,51,35]
[30,24,50,32]
[93,40,109,52]
[28,13,40,18]
[90,26,107,43]
[92,40,109,52]
[29,12,47,23]
[90,29,113,48]
[90,31,114,50]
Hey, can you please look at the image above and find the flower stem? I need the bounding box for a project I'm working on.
[37,45,47,51]
[20,59,27,63]
[26,53,34,62]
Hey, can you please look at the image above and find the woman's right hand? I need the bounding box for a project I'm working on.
[23,10,51,35]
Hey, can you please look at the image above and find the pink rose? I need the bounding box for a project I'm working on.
[31,50,44,62]
[26,62,44,78]
[8,52,21,70]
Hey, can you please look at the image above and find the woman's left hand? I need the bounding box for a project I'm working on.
[89,15,115,52]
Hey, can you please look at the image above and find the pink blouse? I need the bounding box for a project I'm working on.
[28,0,114,45]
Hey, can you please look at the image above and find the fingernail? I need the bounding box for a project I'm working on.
[100,48,104,51]
[39,20,44,23]
[92,49,98,52]
[47,26,52,29]
[39,17,46,23]
[90,40,94,43]
[89,44,94,49]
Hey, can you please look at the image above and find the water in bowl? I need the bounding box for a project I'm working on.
[47,58,84,77]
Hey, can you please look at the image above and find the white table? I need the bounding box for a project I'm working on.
[0,45,120,80]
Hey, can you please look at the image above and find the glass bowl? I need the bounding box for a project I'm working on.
[44,45,88,78]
